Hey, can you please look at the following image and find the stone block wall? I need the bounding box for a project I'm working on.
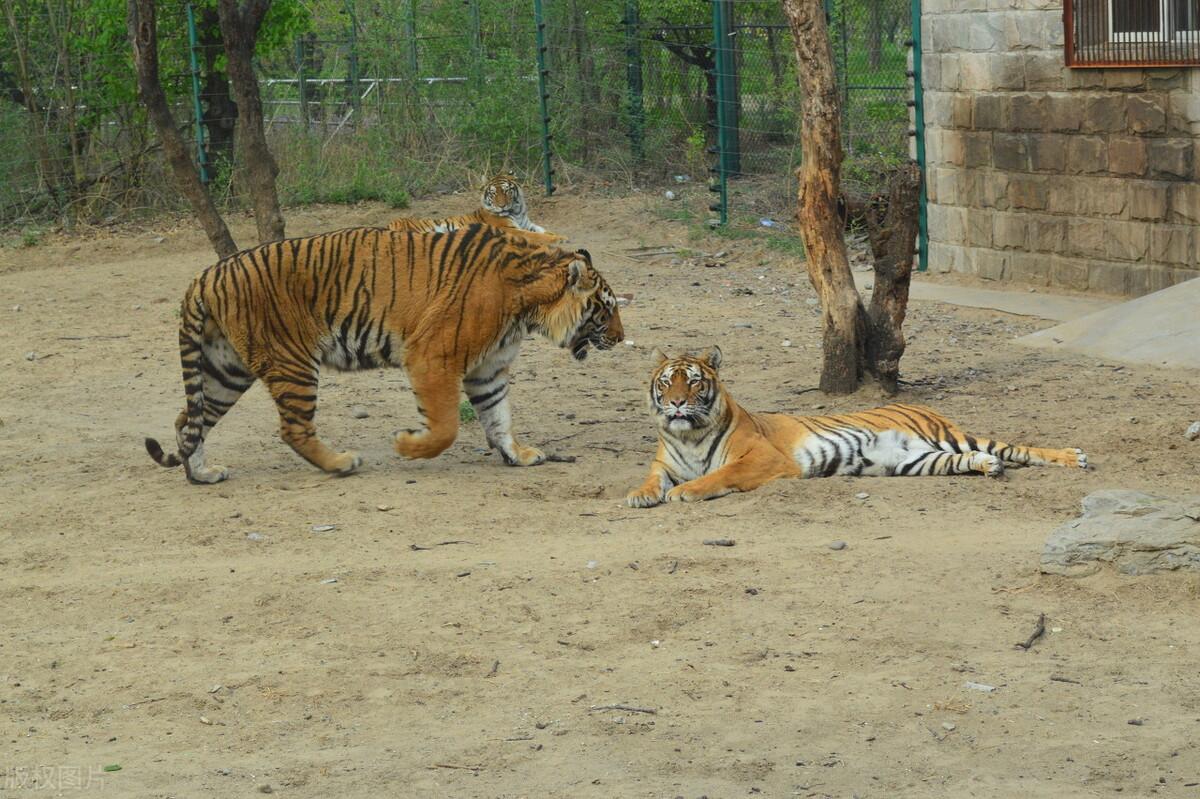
[922,0,1199,295]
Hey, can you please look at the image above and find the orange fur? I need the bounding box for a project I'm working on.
[146,225,623,484]
[626,348,1087,506]
[388,173,565,241]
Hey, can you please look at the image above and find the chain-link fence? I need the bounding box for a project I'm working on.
[1,0,920,235]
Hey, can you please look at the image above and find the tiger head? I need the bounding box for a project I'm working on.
[534,249,624,361]
[648,347,727,436]
[481,173,527,222]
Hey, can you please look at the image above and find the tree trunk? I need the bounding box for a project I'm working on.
[128,0,238,259]
[863,163,921,396]
[217,0,285,244]
[199,6,238,163]
[783,0,864,395]
[867,0,884,70]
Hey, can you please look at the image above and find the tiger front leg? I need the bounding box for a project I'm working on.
[667,450,800,503]
[462,361,543,466]
[625,457,672,508]
[394,366,461,460]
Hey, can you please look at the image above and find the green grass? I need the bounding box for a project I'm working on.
[458,399,476,424]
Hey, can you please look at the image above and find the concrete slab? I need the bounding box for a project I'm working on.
[1018,277,1200,370]
[852,272,1116,322]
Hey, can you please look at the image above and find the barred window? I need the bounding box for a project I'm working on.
[1067,0,1200,65]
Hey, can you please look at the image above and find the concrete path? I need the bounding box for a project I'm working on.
[852,272,1116,322]
[1018,277,1200,370]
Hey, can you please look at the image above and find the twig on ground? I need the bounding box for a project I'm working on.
[589,704,657,715]
[123,696,166,708]
[668,560,679,574]
[432,763,483,772]
[703,538,736,547]
[410,540,474,551]
[1050,675,1081,685]
[545,454,577,463]
[57,334,131,340]
[1015,612,1046,651]
[485,660,499,678]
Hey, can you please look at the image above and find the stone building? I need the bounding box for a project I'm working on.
[921,0,1200,296]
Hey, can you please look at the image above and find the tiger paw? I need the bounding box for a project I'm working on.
[330,451,362,476]
[187,464,231,485]
[394,428,454,460]
[625,488,665,508]
[501,444,545,467]
[975,453,1005,479]
[666,485,703,503]
[1072,449,1089,469]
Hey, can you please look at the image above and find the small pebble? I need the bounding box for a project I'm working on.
[650,640,661,648]
[781,339,792,347]
[245,532,266,542]
[732,322,753,329]
[1128,718,1145,726]
[586,560,598,569]
[377,504,391,511]
[11,305,20,311]
[351,405,369,419]
[24,351,37,361]
[1186,421,1200,441]
[828,540,847,551]
[320,577,339,585]
[258,786,274,795]
[664,190,676,200]
[311,524,336,533]
[963,681,997,693]
[855,492,869,500]
[942,722,956,731]
[702,538,736,547]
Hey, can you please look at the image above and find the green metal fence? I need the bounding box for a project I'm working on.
[1,0,923,248]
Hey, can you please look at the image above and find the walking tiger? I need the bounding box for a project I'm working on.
[145,225,623,484]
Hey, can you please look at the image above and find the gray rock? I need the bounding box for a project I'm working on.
[1187,421,1200,441]
[351,405,369,419]
[1041,490,1200,576]
[828,540,847,551]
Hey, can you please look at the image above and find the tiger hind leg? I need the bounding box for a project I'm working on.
[265,367,361,476]
[177,335,256,484]
[463,356,543,466]
[961,435,1088,470]
[893,448,1005,478]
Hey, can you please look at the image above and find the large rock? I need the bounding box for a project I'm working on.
[1041,490,1200,576]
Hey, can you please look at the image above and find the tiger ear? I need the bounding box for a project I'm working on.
[565,254,595,293]
[651,347,669,366]
[701,345,722,370]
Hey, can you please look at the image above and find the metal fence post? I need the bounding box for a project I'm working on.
[533,0,555,195]
[346,1,360,120]
[406,0,419,75]
[910,0,928,271]
[623,0,644,163]
[185,3,209,184]
[296,36,310,129]
[708,0,729,226]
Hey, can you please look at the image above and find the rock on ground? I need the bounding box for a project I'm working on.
[1041,490,1200,576]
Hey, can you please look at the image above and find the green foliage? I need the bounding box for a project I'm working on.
[458,399,477,424]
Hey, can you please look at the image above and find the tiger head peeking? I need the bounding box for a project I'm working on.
[648,346,727,436]
[530,248,624,360]
[481,173,535,228]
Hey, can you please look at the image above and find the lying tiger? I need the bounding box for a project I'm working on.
[146,224,623,484]
[388,173,563,241]
[626,347,1088,507]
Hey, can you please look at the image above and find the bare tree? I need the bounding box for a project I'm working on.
[217,0,285,243]
[783,0,920,395]
[783,0,862,394]
[128,0,238,258]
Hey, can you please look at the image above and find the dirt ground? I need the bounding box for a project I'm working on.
[2,187,1200,799]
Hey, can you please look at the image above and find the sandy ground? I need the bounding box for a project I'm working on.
[2,188,1200,799]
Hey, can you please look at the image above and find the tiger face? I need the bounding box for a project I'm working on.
[649,347,725,433]
[481,173,525,220]
[564,251,624,361]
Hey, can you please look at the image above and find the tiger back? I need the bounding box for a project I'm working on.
[387,173,562,240]
[145,225,623,484]
[626,347,1087,506]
